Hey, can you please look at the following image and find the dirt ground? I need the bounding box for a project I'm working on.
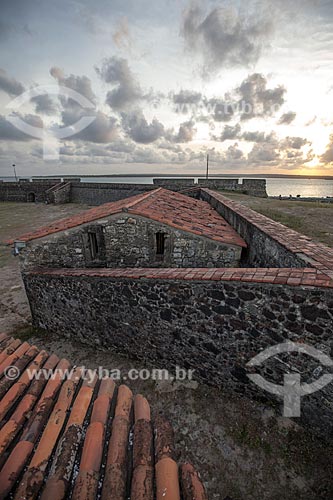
[1,201,333,500]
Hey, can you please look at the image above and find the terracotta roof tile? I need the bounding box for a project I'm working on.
[131,465,154,500]
[0,350,48,421]
[155,457,180,500]
[0,440,34,498]
[8,188,246,248]
[0,337,206,499]
[101,385,133,500]
[180,463,208,500]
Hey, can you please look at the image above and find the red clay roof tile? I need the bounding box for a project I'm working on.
[0,339,204,499]
[8,188,246,248]
[155,457,180,500]
[180,463,208,500]
[0,440,34,498]
[131,465,154,500]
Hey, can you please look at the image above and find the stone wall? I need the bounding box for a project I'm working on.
[23,270,333,437]
[20,213,242,271]
[198,178,239,189]
[47,181,72,205]
[198,178,268,197]
[153,178,195,189]
[0,179,267,204]
[242,179,267,197]
[70,182,155,205]
[200,189,306,268]
[0,181,61,203]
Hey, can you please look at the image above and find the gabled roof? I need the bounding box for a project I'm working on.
[9,188,246,248]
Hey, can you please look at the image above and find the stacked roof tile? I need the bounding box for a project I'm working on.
[7,188,247,248]
[0,334,207,500]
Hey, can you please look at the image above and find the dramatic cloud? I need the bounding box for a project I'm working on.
[50,66,96,105]
[0,0,330,174]
[31,94,58,115]
[174,120,197,142]
[208,98,235,122]
[61,108,118,143]
[224,143,245,161]
[219,123,241,141]
[181,3,273,73]
[242,130,277,143]
[282,136,308,150]
[0,68,25,96]
[122,110,164,144]
[200,74,286,124]
[248,142,280,163]
[278,111,297,125]
[171,90,203,113]
[0,113,42,141]
[237,73,286,120]
[96,57,145,111]
[248,133,311,166]
[49,67,119,143]
[321,134,333,164]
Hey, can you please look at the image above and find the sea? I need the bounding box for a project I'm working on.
[1,176,333,198]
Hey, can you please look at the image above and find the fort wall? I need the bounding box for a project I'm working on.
[23,268,333,437]
[70,182,156,205]
[198,178,268,197]
[0,178,268,205]
[0,180,61,202]
[200,189,317,268]
[153,178,195,189]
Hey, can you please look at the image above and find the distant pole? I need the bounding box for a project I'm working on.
[12,164,18,182]
[206,154,209,180]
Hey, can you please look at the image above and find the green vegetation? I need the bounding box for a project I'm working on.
[13,325,46,341]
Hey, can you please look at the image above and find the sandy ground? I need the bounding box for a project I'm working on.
[0,201,333,500]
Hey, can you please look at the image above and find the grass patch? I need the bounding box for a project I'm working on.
[13,325,47,341]
[233,424,272,456]
[252,207,304,232]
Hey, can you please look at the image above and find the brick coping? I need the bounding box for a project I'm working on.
[202,189,333,277]
[26,267,333,288]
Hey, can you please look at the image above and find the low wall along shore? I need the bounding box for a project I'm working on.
[0,177,268,205]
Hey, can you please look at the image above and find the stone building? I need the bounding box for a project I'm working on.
[13,188,247,271]
[7,186,333,438]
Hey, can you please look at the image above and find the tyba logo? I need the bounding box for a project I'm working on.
[6,85,96,160]
[247,341,333,417]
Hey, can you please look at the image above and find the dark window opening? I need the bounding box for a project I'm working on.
[156,232,166,255]
[88,232,99,260]
[27,192,36,202]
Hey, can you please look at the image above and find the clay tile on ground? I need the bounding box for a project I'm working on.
[180,463,208,500]
[0,338,205,499]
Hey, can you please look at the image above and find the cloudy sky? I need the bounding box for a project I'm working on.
[1,0,333,177]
